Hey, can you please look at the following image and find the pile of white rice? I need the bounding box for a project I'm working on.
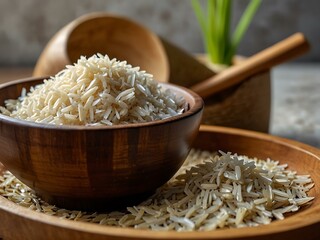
[0,54,186,126]
[0,149,314,231]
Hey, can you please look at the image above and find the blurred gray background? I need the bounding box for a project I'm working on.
[0,0,319,67]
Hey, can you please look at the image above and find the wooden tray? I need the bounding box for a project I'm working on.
[1,125,319,240]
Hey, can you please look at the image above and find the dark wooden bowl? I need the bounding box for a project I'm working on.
[0,125,319,239]
[0,77,203,209]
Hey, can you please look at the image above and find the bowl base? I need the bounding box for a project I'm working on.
[37,190,155,211]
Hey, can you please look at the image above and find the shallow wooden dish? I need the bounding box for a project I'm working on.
[0,125,319,240]
[0,77,203,210]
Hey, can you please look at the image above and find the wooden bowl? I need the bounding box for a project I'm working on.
[159,50,271,132]
[33,12,169,82]
[0,77,203,209]
[170,55,271,133]
[200,69,270,132]
[0,125,319,239]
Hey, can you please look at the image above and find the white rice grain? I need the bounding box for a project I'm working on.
[1,54,186,126]
[0,150,315,231]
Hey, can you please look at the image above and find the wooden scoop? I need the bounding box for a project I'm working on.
[191,33,310,99]
[33,13,169,82]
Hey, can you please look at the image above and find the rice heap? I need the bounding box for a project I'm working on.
[0,54,186,125]
[0,150,314,231]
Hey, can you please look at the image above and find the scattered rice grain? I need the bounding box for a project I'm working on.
[0,149,314,231]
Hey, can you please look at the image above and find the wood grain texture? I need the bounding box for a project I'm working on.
[191,33,310,99]
[0,77,203,209]
[160,38,215,88]
[33,13,169,83]
[175,55,271,133]
[0,125,319,239]
[201,70,271,132]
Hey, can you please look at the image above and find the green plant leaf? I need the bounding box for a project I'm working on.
[207,0,217,62]
[191,0,261,67]
[217,0,232,64]
[227,0,261,62]
[191,0,213,60]
[191,0,206,36]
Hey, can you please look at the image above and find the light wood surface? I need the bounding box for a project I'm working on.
[201,69,271,132]
[33,13,169,83]
[160,38,215,88]
[0,77,203,209]
[0,68,33,84]
[191,33,310,99]
[0,125,319,239]
[181,55,271,132]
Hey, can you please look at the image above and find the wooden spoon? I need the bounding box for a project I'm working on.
[33,13,169,82]
[191,33,310,99]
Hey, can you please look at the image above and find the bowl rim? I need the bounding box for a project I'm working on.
[0,76,204,130]
[0,125,319,239]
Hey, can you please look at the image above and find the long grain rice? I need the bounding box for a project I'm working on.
[0,149,314,231]
[0,54,186,126]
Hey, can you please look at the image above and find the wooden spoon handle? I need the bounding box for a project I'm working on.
[191,33,310,99]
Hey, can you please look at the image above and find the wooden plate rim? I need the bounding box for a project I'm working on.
[0,125,319,239]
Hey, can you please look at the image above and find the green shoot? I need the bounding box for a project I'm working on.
[191,0,261,66]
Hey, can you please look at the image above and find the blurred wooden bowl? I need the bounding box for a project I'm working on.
[0,77,203,209]
[0,125,319,239]
[200,69,271,132]
[178,33,308,133]
[33,12,169,82]
[174,55,271,133]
